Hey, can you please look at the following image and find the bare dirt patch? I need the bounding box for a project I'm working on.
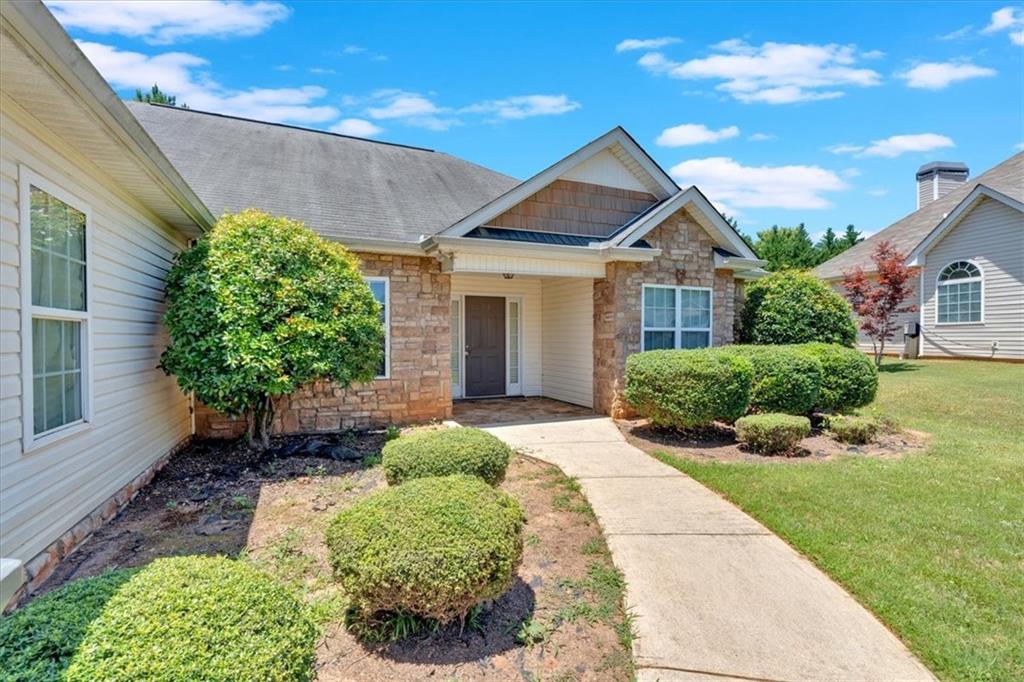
[35,435,631,681]
[619,419,929,463]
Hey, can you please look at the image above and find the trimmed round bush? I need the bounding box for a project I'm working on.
[827,415,880,444]
[735,413,811,455]
[799,342,878,411]
[717,345,822,415]
[382,427,512,486]
[625,349,753,429]
[0,556,317,682]
[327,475,525,623]
[739,271,857,347]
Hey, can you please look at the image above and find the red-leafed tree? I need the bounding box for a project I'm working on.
[841,240,918,367]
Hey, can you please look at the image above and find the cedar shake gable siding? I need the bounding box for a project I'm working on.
[489,179,658,238]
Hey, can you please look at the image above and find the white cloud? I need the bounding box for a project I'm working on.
[359,90,456,131]
[748,132,776,141]
[938,24,974,41]
[78,41,338,124]
[834,133,955,158]
[669,157,848,210]
[899,61,997,89]
[860,49,886,59]
[867,188,889,197]
[462,94,580,119]
[655,123,739,147]
[984,7,1024,45]
[616,37,680,52]
[342,45,366,54]
[273,64,293,72]
[309,67,336,75]
[47,0,289,44]
[635,39,882,104]
[330,118,383,137]
[340,44,388,61]
[1016,142,1024,151]
[841,168,862,178]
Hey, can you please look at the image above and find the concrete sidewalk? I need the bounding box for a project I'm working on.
[480,416,934,682]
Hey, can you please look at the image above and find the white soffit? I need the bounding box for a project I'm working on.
[561,146,655,194]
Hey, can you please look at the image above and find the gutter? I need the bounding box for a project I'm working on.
[713,252,768,271]
[423,235,661,263]
[333,236,431,256]
[2,3,215,232]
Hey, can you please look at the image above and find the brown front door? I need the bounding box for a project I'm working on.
[465,296,506,397]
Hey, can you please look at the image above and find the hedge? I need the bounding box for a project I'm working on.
[624,349,753,429]
[739,271,857,347]
[0,556,317,682]
[327,475,524,624]
[735,413,811,455]
[718,345,822,415]
[798,342,878,411]
[827,414,880,444]
[382,427,512,486]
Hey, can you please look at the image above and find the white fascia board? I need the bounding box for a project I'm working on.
[438,127,677,238]
[714,252,769,270]
[611,186,758,259]
[2,3,215,233]
[906,185,1024,266]
[427,235,660,263]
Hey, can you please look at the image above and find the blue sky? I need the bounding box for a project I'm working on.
[47,1,1023,239]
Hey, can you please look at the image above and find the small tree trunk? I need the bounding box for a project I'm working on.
[245,407,256,443]
[251,394,274,450]
[875,338,885,367]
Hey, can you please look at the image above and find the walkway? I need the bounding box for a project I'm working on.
[478,416,934,682]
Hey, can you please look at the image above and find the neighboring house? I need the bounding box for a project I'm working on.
[1,1,767,602]
[1,2,214,605]
[815,155,1024,361]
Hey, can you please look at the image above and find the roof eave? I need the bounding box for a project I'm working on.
[424,235,661,263]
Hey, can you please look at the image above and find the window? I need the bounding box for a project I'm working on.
[936,261,982,324]
[20,171,91,449]
[508,299,520,388]
[366,277,389,377]
[641,284,712,350]
[450,298,461,397]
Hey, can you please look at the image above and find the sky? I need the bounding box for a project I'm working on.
[46,1,1024,240]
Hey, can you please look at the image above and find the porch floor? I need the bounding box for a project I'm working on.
[452,397,594,427]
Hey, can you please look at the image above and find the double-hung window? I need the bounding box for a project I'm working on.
[641,284,713,350]
[365,277,389,378]
[21,170,91,449]
[936,260,982,324]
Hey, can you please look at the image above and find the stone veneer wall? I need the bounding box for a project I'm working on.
[196,252,452,437]
[593,208,738,417]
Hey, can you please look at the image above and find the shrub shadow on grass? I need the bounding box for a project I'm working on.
[878,362,920,373]
[363,577,536,665]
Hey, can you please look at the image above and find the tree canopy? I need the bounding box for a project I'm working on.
[160,210,382,446]
[134,84,187,108]
[744,222,863,271]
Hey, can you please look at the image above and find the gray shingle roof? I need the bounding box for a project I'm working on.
[126,102,519,243]
[815,152,1024,279]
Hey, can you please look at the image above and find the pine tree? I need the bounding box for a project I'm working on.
[134,84,187,108]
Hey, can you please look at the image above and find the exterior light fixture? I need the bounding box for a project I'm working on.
[502,273,515,280]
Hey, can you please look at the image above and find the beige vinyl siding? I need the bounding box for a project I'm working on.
[449,273,542,396]
[833,279,920,355]
[0,108,190,564]
[920,196,1024,359]
[540,278,594,407]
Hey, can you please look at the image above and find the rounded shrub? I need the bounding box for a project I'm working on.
[717,345,822,415]
[799,342,878,412]
[827,415,880,445]
[624,349,753,429]
[382,427,512,486]
[326,475,525,623]
[735,413,811,455]
[0,556,317,682]
[739,271,857,347]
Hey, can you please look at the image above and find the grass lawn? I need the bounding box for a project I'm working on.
[655,360,1023,681]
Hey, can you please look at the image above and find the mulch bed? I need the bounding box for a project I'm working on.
[34,431,632,681]
[619,419,930,463]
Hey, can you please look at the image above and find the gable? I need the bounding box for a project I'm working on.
[560,148,655,194]
[487,178,658,238]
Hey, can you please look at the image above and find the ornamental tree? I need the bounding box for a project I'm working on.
[739,270,857,346]
[841,240,918,367]
[160,210,382,448]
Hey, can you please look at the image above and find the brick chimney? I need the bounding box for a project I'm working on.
[916,161,969,209]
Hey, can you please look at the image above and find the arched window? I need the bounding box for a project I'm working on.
[936,260,982,324]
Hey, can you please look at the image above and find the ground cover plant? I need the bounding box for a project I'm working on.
[826,414,880,444]
[652,360,1024,681]
[381,426,512,485]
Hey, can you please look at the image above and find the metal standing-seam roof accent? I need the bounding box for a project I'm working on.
[126,102,520,243]
[815,152,1024,279]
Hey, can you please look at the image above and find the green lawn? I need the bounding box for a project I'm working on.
[655,360,1024,681]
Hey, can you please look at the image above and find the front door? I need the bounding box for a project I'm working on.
[465,296,506,397]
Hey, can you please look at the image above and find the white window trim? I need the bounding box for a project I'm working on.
[19,165,94,453]
[934,259,984,327]
[365,276,390,379]
[640,284,714,351]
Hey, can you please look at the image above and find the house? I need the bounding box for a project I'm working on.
[1,0,767,601]
[815,155,1024,361]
